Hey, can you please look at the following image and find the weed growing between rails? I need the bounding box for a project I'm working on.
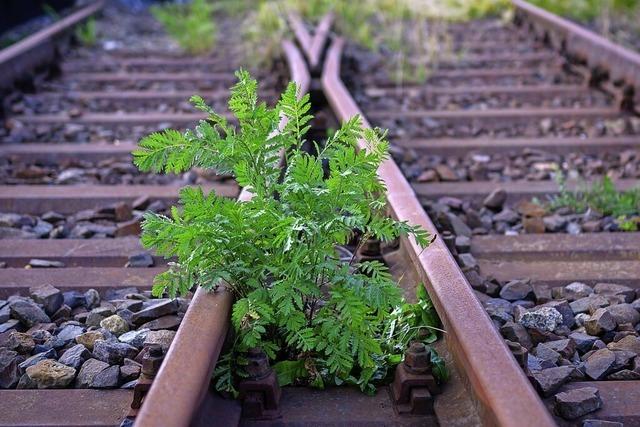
[151,0,216,55]
[549,175,640,231]
[134,70,446,395]
[75,18,98,47]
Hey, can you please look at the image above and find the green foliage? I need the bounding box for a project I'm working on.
[529,0,639,21]
[241,1,289,68]
[551,175,640,230]
[134,70,442,394]
[75,18,98,47]
[151,0,216,55]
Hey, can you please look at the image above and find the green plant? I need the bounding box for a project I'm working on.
[550,174,640,230]
[134,70,442,395]
[75,18,98,47]
[151,0,216,55]
[242,1,289,68]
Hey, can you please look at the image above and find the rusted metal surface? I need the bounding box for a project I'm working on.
[472,233,640,261]
[62,71,236,83]
[31,89,238,101]
[513,0,640,95]
[287,12,333,69]
[134,40,311,427]
[0,267,161,297]
[0,1,105,90]
[0,238,161,267]
[411,179,640,202]
[322,36,555,427]
[9,112,216,125]
[367,106,620,121]
[391,342,440,416]
[394,136,640,155]
[0,183,238,214]
[0,389,131,426]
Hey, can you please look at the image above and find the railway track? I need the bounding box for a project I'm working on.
[1,1,640,426]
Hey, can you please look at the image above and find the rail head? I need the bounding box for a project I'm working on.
[321,37,556,427]
[133,41,311,427]
[513,0,640,91]
[287,12,334,69]
[0,0,105,89]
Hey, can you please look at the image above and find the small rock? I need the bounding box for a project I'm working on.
[63,291,86,309]
[607,335,640,354]
[144,330,176,351]
[499,279,533,301]
[29,285,63,316]
[10,300,50,327]
[93,340,138,365]
[500,321,533,350]
[91,365,120,388]
[594,283,635,303]
[541,339,576,359]
[84,289,101,309]
[120,362,140,382]
[582,420,623,427]
[605,303,640,325]
[527,354,556,371]
[57,324,85,344]
[0,348,20,388]
[519,307,563,332]
[570,295,609,314]
[100,315,129,336]
[6,332,35,354]
[126,253,154,268]
[26,360,76,388]
[543,300,575,328]
[564,282,593,301]
[584,348,616,380]
[28,259,65,268]
[435,164,458,181]
[16,373,37,389]
[75,331,104,350]
[139,315,181,331]
[75,358,109,388]
[131,300,179,326]
[59,344,91,369]
[554,387,602,420]
[18,349,57,371]
[530,366,574,397]
[483,188,506,210]
[570,332,598,354]
[585,308,617,336]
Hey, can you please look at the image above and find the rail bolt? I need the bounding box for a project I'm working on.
[238,348,282,420]
[245,347,272,380]
[141,344,164,378]
[404,342,431,375]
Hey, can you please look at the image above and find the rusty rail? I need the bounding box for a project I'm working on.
[513,0,640,98]
[287,12,334,69]
[0,0,105,90]
[321,37,556,427]
[133,40,310,427]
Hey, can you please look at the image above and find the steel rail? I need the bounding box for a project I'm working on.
[133,39,311,427]
[287,13,333,69]
[0,0,105,90]
[513,0,640,95]
[321,36,556,427]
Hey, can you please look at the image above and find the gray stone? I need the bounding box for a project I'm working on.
[75,331,104,350]
[564,282,593,301]
[139,315,181,331]
[530,366,574,397]
[457,253,477,270]
[5,332,35,354]
[543,300,575,328]
[131,300,179,326]
[10,301,50,327]
[606,369,640,380]
[585,308,617,336]
[84,289,101,309]
[611,349,636,370]
[582,420,623,427]
[86,307,115,327]
[584,348,616,380]
[519,307,563,332]
[144,330,176,352]
[570,295,609,314]
[16,372,37,389]
[483,188,506,210]
[120,363,140,382]
[118,329,149,349]
[607,335,640,354]
[527,354,555,371]
[574,313,590,327]
[594,283,635,303]
[554,387,602,420]
[90,365,120,388]
[541,339,576,359]
[75,358,109,388]
[104,287,140,301]
[126,253,154,268]
[493,208,520,224]
[0,304,9,323]
[0,348,20,388]
[26,360,76,388]
[29,285,63,316]
[57,324,85,344]
[117,300,144,312]
[499,280,533,302]
[28,259,65,268]
[18,349,56,371]
[534,344,562,365]
[63,291,86,309]
[100,315,129,336]
[570,332,598,354]
[500,321,533,350]
[447,213,472,237]
[59,344,91,370]
[606,303,640,325]
[93,340,138,365]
